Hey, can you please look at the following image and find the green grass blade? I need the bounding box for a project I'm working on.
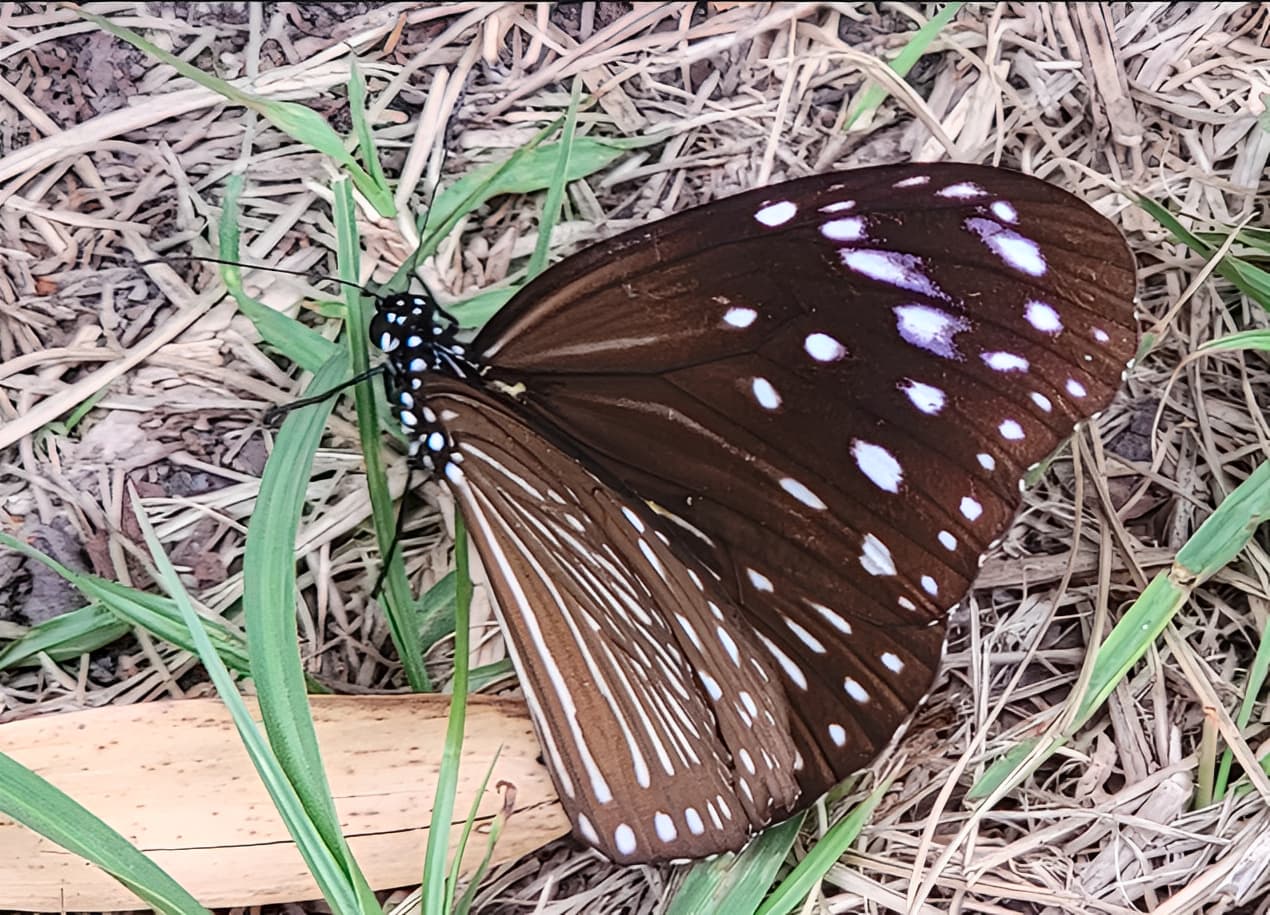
[218,173,337,373]
[526,77,584,280]
[422,515,474,915]
[0,752,211,915]
[844,2,965,130]
[0,603,128,669]
[666,815,805,915]
[132,490,366,915]
[971,459,1270,800]
[756,782,892,915]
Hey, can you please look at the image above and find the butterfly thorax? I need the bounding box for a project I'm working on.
[370,291,479,473]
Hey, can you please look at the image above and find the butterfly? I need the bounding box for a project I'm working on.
[367,162,1137,864]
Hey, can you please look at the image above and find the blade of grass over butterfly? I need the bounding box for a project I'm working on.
[665,816,805,915]
[132,488,373,915]
[970,459,1270,802]
[218,173,337,374]
[333,179,431,693]
[0,751,211,915]
[422,515,474,915]
[844,2,964,130]
[74,9,395,217]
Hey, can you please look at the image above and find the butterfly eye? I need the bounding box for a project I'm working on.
[372,162,1137,863]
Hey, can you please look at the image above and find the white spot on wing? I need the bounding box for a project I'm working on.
[844,678,870,702]
[1031,392,1053,412]
[894,304,970,359]
[809,601,852,635]
[685,806,705,835]
[758,633,808,689]
[960,496,983,521]
[841,250,943,298]
[724,306,757,328]
[821,216,866,241]
[937,181,986,199]
[982,351,1029,372]
[852,439,903,493]
[654,813,677,843]
[894,175,929,188]
[1093,327,1110,343]
[828,723,847,746]
[977,452,995,471]
[901,379,946,414]
[881,652,904,673]
[751,377,781,410]
[991,200,1019,223]
[614,823,637,855]
[999,419,1025,440]
[965,217,1047,276]
[820,200,855,213]
[805,332,847,361]
[755,200,797,227]
[937,530,956,550]
[859,533,897,576]
[921,575,938,596]
[1025,300,1063,334]
[747,568,774,592]
[785,616,826,653]
[1067,378,1088,398]
[780,477,827,510]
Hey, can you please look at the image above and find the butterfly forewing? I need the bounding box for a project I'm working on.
[471,163,1136,795]
[373,162,1137,862]
[421,379,803,862]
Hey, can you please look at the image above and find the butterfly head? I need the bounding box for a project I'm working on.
[370,290,476,473]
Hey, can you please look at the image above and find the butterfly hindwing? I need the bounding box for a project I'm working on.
[421,379,803,862]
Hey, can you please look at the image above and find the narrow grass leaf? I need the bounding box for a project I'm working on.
[526,77,584,280]
[133,491,367,915]
[666,815,805,915]
[0,752,211,915]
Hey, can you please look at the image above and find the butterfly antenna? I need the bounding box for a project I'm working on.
[135,255,376,298]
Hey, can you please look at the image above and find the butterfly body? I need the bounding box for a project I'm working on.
[370,162,1137,863]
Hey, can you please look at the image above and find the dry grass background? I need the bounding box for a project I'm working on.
[1,2,1269,913]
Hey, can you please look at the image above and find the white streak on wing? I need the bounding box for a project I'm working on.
[461,443,544,500]
[442,470,586,801]
[597,641,672,781]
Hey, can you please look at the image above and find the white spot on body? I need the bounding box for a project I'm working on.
[379,333,399,352]
[427,431,445,451]
[999,419,1025,440]
[755,200,797,227]
[821,216,866,241]
[982,351,1030,372]
[859,533,897,576]
[747,568,774,592]
[901,379,946,415]
[965,218,1047,276]
[751,377,781,410]
[852,439,903,493]
[406,334,423,348]
[780,477,827,510]
[614,823,637,855]
[844,678,870,702]
[960,496,983,521]
[723,306,757,328]
[894,304,971,359]
[938,530,957,550]
[1025,300,1063,334]
[805,332,847,362]
[842,251,943,298]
